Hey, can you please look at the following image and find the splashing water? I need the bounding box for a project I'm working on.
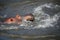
[32,3,60,29]
[0,3,60,30]
[19,3,60,29]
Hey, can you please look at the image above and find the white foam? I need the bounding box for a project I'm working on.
[33,3,60,29]
[19,3,60,29]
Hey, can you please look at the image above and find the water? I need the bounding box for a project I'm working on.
[0,0,60,40]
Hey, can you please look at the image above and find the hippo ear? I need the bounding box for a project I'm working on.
[27,19,34,22]
[24,13,35,21]
[27,13,35,21]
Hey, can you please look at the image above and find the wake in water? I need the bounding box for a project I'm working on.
[33,3,60,29]
[20,3,60,29]
[0,3,60,30]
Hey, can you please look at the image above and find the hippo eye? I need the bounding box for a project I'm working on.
[17,16,19,17]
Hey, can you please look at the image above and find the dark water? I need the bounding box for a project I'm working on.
[0,29,60,40]
[0,0,60,40]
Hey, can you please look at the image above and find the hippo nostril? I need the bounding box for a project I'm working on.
[10,19,14,21]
